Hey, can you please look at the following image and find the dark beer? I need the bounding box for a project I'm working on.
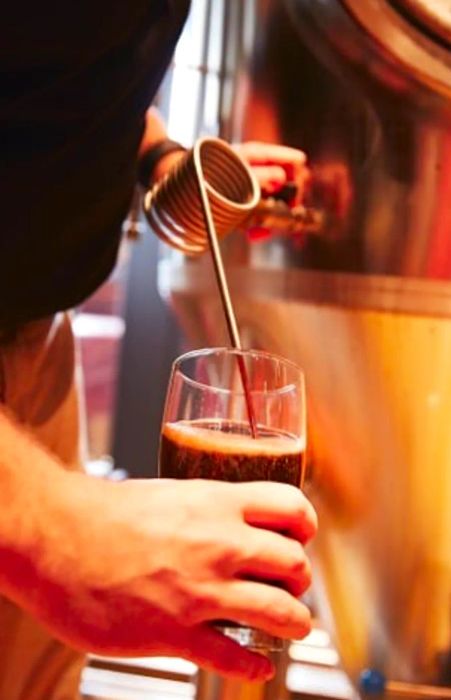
[159,419,305,485]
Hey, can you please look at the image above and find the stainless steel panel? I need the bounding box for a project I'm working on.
[224,0,451,280]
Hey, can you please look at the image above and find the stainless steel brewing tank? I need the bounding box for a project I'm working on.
[158,0,451,695]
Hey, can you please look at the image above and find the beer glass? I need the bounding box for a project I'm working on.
[159,347,306,651]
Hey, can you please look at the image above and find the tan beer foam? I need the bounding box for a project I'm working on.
[162,420,305,456]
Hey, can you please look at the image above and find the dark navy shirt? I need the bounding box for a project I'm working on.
[0,0,190,326]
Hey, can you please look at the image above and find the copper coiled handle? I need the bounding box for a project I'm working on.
[143,136,261,255]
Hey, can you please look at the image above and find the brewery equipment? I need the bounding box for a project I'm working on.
[156,0,451,697]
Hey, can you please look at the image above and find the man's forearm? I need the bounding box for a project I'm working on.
[139,107,169,157]
[0,408,68,603]
[138,107,186,187]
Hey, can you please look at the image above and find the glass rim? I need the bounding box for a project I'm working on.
[171,346,305,396]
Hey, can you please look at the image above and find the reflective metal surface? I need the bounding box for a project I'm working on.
[144,137,260,255]
[157,0,451,696]
[225,0,451,280]
[389,0,451,47]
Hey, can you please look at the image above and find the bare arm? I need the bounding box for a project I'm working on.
[0,407,69,602]
[0,407,317,680]
[138,107,187,185]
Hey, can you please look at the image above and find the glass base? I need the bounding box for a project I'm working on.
[215,622,285,651]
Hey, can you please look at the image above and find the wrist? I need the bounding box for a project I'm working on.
[137,139,187,189]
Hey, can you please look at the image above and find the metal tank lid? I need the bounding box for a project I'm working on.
[340,0,451,98]
[392,0,451,45]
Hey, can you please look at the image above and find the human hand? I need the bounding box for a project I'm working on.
[19,475,317,681]
[233,141,310,205]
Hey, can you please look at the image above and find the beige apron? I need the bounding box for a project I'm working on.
[0,313,85,700]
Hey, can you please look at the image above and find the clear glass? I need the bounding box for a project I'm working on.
[158,347,307,651]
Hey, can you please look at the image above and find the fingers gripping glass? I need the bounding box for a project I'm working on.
[158,347,307,652]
